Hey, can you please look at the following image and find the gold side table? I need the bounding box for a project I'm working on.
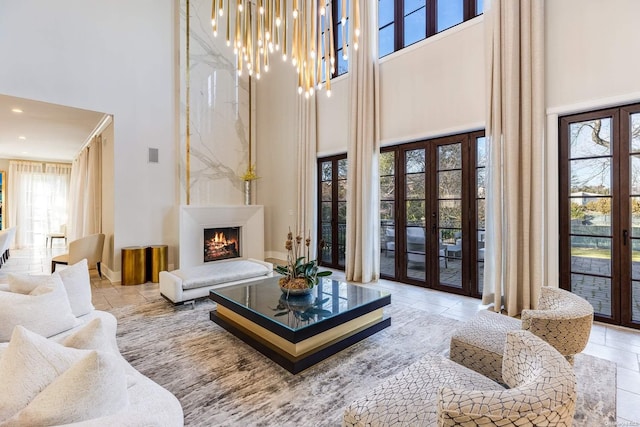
[121,246,146,286]
[146,245,168,283]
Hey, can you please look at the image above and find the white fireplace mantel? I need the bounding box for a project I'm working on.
[179,205,264,269]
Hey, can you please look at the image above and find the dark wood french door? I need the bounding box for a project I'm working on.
[559,104,640,329]
[380,131,485,297]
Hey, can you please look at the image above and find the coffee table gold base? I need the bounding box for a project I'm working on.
[210,309,391,374]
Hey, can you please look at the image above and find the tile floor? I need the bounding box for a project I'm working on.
[1,246,639,424]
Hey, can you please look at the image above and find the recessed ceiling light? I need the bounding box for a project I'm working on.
[21,151,28,154]
[18,136,26,140]
[11,108,23,113]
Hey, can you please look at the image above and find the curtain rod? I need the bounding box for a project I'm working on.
[77,113,112,156]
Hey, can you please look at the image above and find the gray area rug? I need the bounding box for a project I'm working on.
[110,297,616,427]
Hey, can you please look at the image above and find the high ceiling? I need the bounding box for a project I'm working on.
[0,94,107,163]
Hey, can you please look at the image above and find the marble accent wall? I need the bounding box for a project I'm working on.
[179,0,251,205]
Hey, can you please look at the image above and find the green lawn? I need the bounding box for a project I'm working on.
[572,247,640,262]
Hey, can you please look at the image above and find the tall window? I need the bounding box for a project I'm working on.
[378,0,483,58]
[318,155,348,270]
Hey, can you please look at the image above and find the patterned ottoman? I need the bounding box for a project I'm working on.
[449,310,520,383]
[343,330,576,427]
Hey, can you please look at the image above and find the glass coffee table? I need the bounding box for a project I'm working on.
[209,276,391,373]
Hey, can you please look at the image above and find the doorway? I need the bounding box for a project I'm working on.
[559,104,640,329]
[380,130,485,297]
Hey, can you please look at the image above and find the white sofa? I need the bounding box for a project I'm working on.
[160,258,273,304]
[0,262,184,427]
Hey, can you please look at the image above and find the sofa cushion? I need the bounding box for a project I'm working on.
[63,317,119,355]
[174,260,271,290]
[53,258,95,317]
[0,326,89,422]
[2,350,128,427]
[7,273,51,294]
[0,276,79,342]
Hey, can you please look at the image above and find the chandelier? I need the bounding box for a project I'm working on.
[211,0,360,98]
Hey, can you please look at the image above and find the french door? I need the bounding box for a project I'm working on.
[318,155,347,270]
[380,131,484,297]
[559,104,640,329]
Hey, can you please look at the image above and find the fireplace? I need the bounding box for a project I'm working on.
[204,227,241,262]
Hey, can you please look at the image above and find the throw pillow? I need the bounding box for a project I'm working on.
[0,276,79,342]
[53,258,95,317]
[63,317,118,355]
[2,351,129,427]
[0,326,88,422]
[7,273,50,294]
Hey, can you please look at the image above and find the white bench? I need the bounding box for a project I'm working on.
[159,258,273,305]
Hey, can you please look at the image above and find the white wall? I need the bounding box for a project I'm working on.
[100,121,115,273]
[0,0,178,273]
[544,0,640,286]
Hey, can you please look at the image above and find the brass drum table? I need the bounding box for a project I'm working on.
[209,277,391,374]
[146,245,168,283]
[121,246,146,286]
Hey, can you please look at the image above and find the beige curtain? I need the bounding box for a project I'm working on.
[296,95,318,255]
[346,0,380,283]
[482,0,545,315]
[68,135,102,241]
[8,161,70,248]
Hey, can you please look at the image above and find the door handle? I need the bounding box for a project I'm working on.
[623,229,628,246]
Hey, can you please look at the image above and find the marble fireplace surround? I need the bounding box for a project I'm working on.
[179,205,264,269]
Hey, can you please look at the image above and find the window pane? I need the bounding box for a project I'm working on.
[631,239,640,280]
[438,170,461,199]
[406,173,425,199]
[404,0,426,14]
[379,24,395,58]
[476,137,486,166]
[380,176,395,199]
[380,201,395,221]
[569,158,611,195]
[438,143,462,169]
[439,200,461,228]
[405,149,425,173]
[338,158,348,178]
[631,155,640,194]
[570,197,611,235]
[476,0,484,14]
[321,161,332,181]
[571,239,612,276]
[379,0,394,26]
[571,273,611,317]
[321,202,332,221]
[632,197,640,237]
[406,200,425,225]
[404,7,426,47]
[569,118,612,158]
[631,113,640,153]
[633,281,640,322]
[338,201,347,222]
[338,180,347,201]
[477,199,485,229]
[321,182,332,201]
[476,168,486,197]
[380,151,395,175]
[437,0,463,32]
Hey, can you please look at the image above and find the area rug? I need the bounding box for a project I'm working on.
[110,297,616,427]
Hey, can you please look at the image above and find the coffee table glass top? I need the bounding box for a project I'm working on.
[210,276,390,332]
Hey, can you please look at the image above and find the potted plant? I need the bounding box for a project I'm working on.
[275,229,331,297]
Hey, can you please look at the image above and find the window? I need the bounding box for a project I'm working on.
[318,155,348,270]
[378,0,483,58]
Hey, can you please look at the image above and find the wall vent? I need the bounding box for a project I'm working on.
[148,147,159,163]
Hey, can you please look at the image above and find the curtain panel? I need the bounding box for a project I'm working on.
[8,160,71,249]
[68,135,102,241]
[345,0,380,283]
[482,0,545,315]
